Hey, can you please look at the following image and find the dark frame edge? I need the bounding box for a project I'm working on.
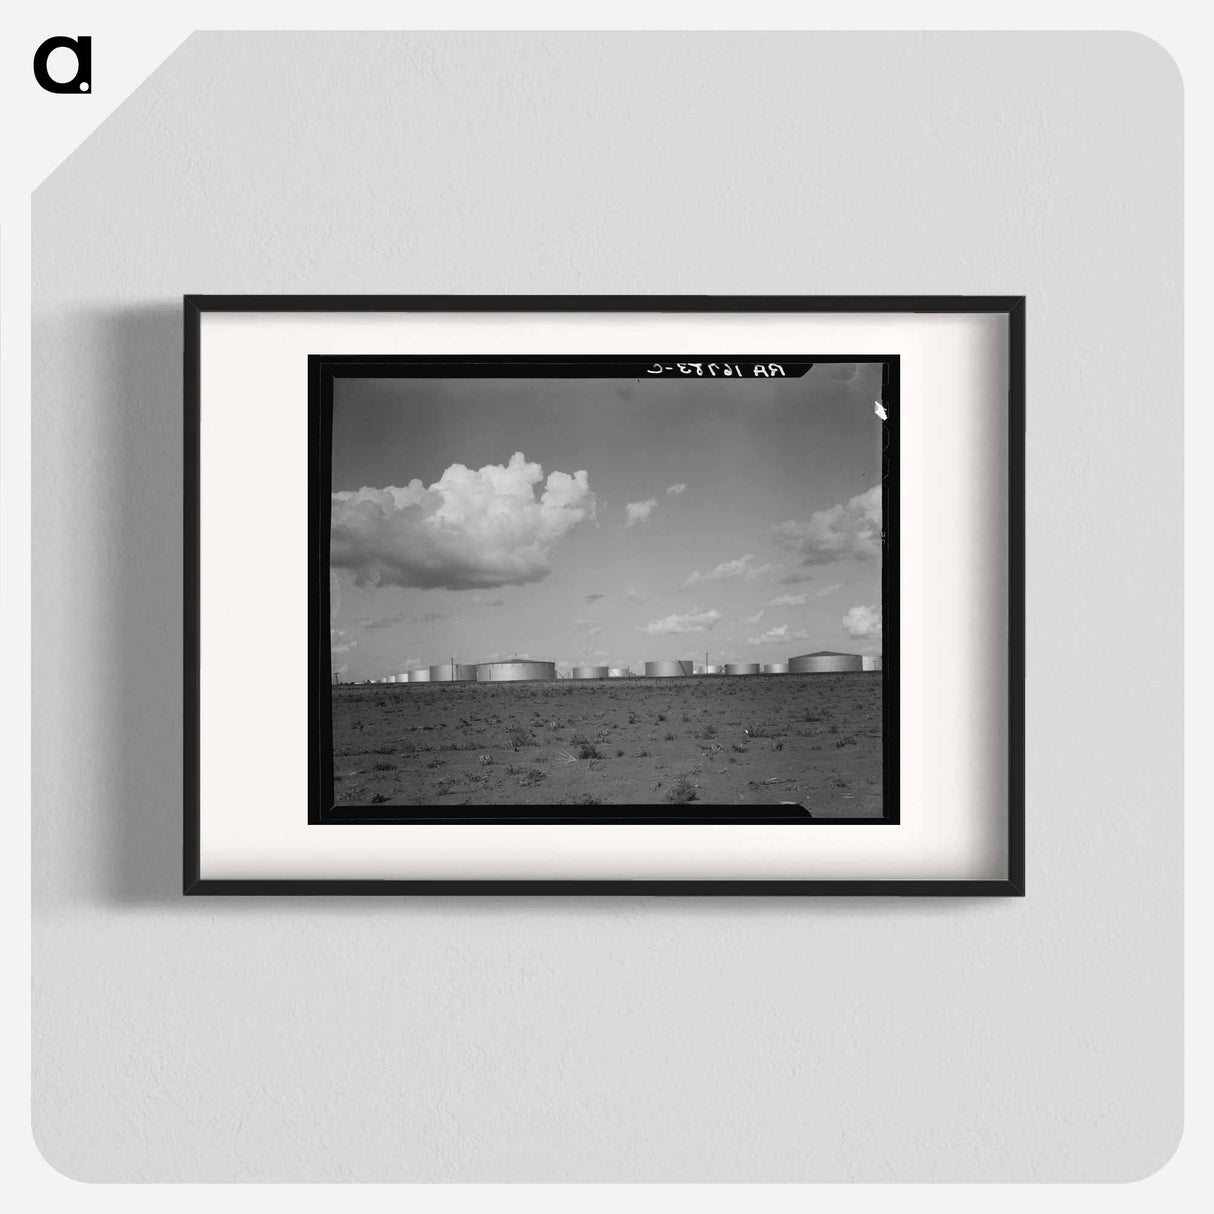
[1006,297,1027,896]
[185,878,1026,897]
[183,297,203,894]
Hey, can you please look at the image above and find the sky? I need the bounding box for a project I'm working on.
[329,364,885,680]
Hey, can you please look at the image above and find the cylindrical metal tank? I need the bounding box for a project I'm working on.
[406,668,431,683]
[607,667,630,678]
[644,660,693,677]
[571,666,610,679]
[703,664,723,674]
[725,662,760,676]
[429,662,478,682]
[761,662,789,674]
[475,660,557,682]
[384,675,397,683]
[862,655,883,671]
[788,651,864,674]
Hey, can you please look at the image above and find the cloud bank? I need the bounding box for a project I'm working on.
[842,604,882,639]
[769,583,843,607]
[625,498,659,526]
[773,485,882,567]
[642,608,722,635]
[745,623,810,646]
[330,452,594,590]
[683,554,774,587]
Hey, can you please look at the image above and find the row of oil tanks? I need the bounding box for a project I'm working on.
[367,652,880,683]
[688,653,882,675]
[375,661,558,684]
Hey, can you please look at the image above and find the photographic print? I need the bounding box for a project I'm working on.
[319,355,896,824]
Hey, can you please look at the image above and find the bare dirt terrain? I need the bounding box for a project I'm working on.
[331,673,883,816]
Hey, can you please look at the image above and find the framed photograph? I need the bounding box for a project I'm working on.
[185,296,1023,894]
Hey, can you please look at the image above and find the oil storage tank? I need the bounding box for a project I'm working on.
[406,668,431,683]
[476,660,557,682]
[862,655,883,672]
[645,660,693,677]
[607,667,630,678]
[761,662,789,674]
[789,651,863,674]
[572,666,610,680]
[725,662,760,675]
[429,662,478,682]
[703,664,723,675]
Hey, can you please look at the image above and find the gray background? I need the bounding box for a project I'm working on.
[32,33,1182,1181]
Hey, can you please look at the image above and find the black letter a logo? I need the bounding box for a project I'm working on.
[33,36,91,94]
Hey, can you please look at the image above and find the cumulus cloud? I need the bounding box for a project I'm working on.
[330,452,594,590]
[773,486,882,567]
[642,608,722,635]
[682,554,774,588]
[665,483,687,496]
[625,498,659,526]
[576,619,605,637]
[745,623,810,646]
[842,604,882,639]
[745,610,765,624]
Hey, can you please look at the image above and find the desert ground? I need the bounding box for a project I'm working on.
[331,673,883,816]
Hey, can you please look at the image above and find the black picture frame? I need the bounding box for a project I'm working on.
[184,295,1024,896]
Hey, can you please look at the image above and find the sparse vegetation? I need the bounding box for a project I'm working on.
[664,776,698,804]
[331,673,881,816]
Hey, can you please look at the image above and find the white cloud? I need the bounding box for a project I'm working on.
[842,604,882,639]
[625,498,659,526]
[665,483,687,496]
[331,452,594,590]
[745,610,765,624]
[768,585,843,606]
[773,485,882,566]
[642,607,722,635]
[745,623,810,646]
[576,619,604,637]
[683,554,774,588]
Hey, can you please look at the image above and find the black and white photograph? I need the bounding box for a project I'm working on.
[321,356,895,822]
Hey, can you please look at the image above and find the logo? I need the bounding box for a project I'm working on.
[33,35,91,94]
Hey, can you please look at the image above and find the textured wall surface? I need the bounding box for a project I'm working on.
[32,33,1182,1181]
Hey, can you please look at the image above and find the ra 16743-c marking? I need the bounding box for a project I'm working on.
[646,362,788,377]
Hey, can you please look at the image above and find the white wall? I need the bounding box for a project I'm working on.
[31,32,1182,1181]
